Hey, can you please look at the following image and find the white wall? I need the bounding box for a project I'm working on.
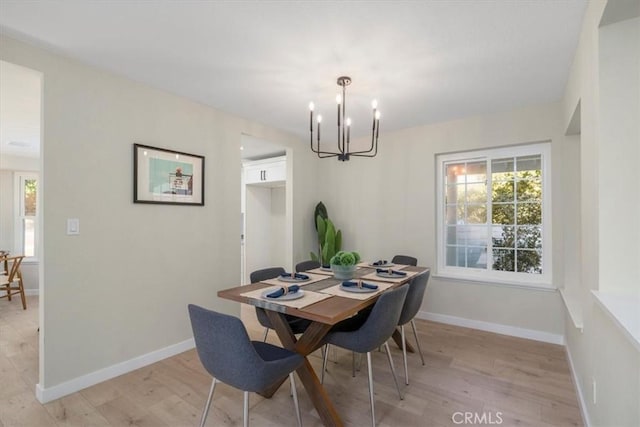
[244,184,288,279]
[318,102,566,338]
[561,2,640,426]
[598,16,640,293]
[0,34,319,397]
[270,186,287,268]
[0,170,14,251]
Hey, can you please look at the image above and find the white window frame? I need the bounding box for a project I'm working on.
[14,172,39,262]
[435,142,553,289]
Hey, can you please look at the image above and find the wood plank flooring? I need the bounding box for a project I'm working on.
[0,297,583,426]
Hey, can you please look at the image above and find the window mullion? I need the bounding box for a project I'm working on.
[487,159,493,272]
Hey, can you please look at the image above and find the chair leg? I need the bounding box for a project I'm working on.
[401,325,409,385]
[243,391,249,427]
[200,378,216,427]
[18,277,26,310]
[410,320,425,365]
[321,344,329,384]
[352,351,356,377]
[262,327,269,342]
[289,373,302,427]
[384,342,404,400]
[366,352,376,427]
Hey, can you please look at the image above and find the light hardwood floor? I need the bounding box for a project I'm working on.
[0,297,583,426]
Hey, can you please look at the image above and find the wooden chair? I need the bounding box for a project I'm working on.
[0,255,27,309]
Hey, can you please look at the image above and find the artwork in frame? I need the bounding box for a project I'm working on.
[133,143,205,206]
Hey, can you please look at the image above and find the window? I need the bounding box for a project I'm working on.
[15,173,38,260]
[436,143,552,288]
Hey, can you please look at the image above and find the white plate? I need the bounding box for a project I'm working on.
[376,271,407,279]
[340,284,378,293]
[261,288,305,300]
[278,275,311,283]
[369,262,394,268]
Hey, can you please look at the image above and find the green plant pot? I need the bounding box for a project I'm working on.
[331,264,356,280]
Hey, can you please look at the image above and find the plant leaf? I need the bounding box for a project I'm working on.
[316,215,326,243]
[335,230,342,252]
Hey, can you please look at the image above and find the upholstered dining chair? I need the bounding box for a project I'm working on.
[0,255,26,310]
[391,255,418,266]
[295,260,320,272]
[321,284,409,427]
[188,304,304,427]
[397,270,430,385]
[250,267,311,341]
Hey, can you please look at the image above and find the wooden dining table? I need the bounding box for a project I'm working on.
[218,264,429,427]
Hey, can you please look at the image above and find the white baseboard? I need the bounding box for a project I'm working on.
[565,343,591,427]
[417,310,565,345]
[35,338,195,404]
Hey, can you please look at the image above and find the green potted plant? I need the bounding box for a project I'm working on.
[310,202,342,268]
[330,250,361,280]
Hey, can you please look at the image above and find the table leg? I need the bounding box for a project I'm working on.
[265,312,344,427]
[391,328,415,353]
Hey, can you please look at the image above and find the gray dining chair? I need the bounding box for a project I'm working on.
[397,270,430,385]
[391,255,418,266]
[295,260,320,272]
[251,267,311,341]
[320,284,409,427]
[188,304,304,427]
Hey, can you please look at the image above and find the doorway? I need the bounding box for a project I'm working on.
[0,59,43,397]
[240,134,292,284]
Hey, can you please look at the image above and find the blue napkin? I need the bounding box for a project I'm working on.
[280,272,310,280]
[267,285,300,298]
[376,268,407,276]
[342,281,378,290]
[372,260,388,266]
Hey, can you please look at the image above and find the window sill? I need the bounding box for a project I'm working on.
[433,273,556,292]
[560,289,584,331]
[591,291,640,352]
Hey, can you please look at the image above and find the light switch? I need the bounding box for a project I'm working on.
[67,218,80,235]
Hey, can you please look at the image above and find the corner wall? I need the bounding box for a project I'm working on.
[317,102,567,341]
[561,1,640,426]
[0,34,317,399]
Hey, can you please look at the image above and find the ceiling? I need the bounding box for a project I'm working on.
[0,1,588,158]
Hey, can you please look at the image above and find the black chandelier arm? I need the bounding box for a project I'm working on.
[310,139,342,158]
[349,141,379,157]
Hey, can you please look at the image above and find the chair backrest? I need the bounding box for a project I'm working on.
[188,304,272,391]
[250,267,286,284]
[398,270,431,326]
[342,284,409,352]
[1,256,24,282]
[295,260,320,272]
[392,255,418,266]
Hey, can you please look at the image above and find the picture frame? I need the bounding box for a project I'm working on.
[133,143,205,206]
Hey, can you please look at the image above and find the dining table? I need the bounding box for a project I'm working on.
[218,263,429,427]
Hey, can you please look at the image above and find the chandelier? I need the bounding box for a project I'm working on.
[308,76,380,161]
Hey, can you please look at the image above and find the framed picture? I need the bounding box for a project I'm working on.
[133,143,205,205]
